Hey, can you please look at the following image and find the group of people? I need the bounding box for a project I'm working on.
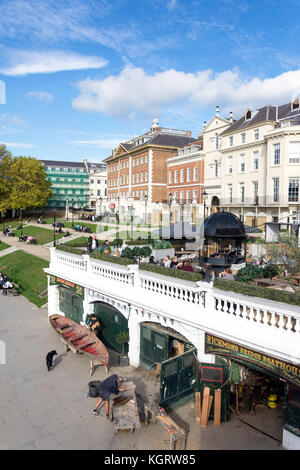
[0,272,13,295]
[74,224,90,233]
[87,234,99,254]
[18,234,36,244]
[3,227,15,237]
[149,255,195,272]
[37,217,46,224]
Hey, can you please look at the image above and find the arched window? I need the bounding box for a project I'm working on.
[245,109,252,120]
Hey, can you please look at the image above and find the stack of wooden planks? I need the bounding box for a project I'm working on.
[195,387,222,427]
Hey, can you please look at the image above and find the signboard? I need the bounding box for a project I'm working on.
[205,333,300,387]
[50,275,84,299]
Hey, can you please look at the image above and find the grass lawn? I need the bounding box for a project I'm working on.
[116,230,150,240]
[0,250,49,307]
[45,218,98,232]
[64,236,89,246]
[0,241,10,251]
[12,225,65,245]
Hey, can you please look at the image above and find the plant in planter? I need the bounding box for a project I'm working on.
[116,331,130,366]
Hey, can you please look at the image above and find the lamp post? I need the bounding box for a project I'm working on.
[20,207,23,236]
[53,209,56,247]
[71,198,74,227]
[202,189,208,220]
[66,198,69,221]
[129,205,134,240]
[99,196,102,233]
[144,193,148,227]
[168,192,172,226]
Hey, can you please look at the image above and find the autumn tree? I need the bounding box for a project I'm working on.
[0,144,13,213]
[8,156,52,210]
[266,232,300,290]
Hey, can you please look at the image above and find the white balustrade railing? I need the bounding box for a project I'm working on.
[52,249,87,272]
[139,271,206,306]
[89,258,133,285]
[213,290,300,336]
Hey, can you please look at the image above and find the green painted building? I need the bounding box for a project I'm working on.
[41,159,106,209]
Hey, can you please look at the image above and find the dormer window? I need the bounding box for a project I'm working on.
[245,109,252,120]
[292,98,300,110]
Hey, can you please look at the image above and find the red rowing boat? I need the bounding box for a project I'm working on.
[49,314,109,367]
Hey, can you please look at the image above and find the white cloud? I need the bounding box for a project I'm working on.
[73,65,300,118]
[0,141,35,148]
[167,0,178,10]
[26,91,53,102]
[68,137,131,148]
[1,50,108,76]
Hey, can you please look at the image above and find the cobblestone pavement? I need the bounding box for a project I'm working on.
[0,293,284,451]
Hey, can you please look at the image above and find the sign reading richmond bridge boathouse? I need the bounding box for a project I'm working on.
[205,333,300,387]
[50,275,84,299]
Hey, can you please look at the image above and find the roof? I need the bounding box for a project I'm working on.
[40,160,86,168]
[104,129,195,162]
[220,100,300,136]
[204,211,246,239]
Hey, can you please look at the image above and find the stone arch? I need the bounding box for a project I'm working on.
[211,195,220,213]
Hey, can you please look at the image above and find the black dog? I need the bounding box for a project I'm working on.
[46,350,57,371]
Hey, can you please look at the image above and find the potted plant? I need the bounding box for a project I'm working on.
[116,331,130,366]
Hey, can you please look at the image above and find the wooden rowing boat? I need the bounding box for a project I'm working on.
[49,314,109,367]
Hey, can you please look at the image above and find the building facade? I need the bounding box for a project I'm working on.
[167,137,204,223]
[104,118,195,222]
[88,168,108,209]
[203,100,300,226]
[41,159,106,210]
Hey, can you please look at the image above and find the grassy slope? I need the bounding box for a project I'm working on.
[0,241,10,251]
[0,250,49,307]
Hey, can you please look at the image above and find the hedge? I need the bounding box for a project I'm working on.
[214,278,300,307]
[139,263,203,283]
[90,252,134,266]
[56,245,85,256]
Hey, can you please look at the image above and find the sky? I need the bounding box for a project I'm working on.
[0,0,300,163]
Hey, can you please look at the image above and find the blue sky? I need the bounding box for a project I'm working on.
[0,0,300,162]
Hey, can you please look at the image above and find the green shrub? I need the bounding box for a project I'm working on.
[139,263,203,283]
[152,240,173,249]
[90,252,134,266]
[236,263,279,283]
[214,278,300,307]
[56,245,85,256]
[263,263,279,279]
[111,238,123,248]
[121,246,134,259]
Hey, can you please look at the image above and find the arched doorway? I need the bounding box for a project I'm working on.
[211,196,220,213]
[92,301,129,354]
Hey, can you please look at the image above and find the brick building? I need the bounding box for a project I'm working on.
[104,118,195,221]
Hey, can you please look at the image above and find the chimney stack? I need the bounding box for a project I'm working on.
[216,105,220,116]
[229,111,233,123]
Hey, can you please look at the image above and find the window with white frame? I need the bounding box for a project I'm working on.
[145,155,148,163]
[240,183,245,203]
[133,160,135,167]
[253,151,259,170]
[141,156,143,165]
[215,133,219,149]
[214,162,219,177]
[136,173,139,183]
[288,141,300,163]
[174,191,178,202]
[241,133,246,144]
[274,143,280,165]
[228,184,233,203]
[288,178,299,202]
[229,136,233,147]
[180,191,184,204]
[169,171,172,184]
[228,156,233,174]
[180,169,184,182]
[174,170,178,183]
[193,167,198,181]
[187,168,191,182]
[145,171,148,182]
[141,172,143,183]
[186,191,191,203]
[132,174,135,184]
[240,154,245,172]
[253,181,258,204]
[193,190,197,201]
[254,129,259,141]
[273,178,279,202]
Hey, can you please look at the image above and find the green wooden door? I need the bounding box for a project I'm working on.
[140,325,168,369]
[93,302,129,354]
[58,287,83,323]
[160,349,197,408]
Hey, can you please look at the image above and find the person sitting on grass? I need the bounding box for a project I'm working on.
[2,279,13,295]
[19,233,27,242]
[25,235,34,244]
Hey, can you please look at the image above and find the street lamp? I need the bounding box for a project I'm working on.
[168,192,172,225]
[202,189,208,220]
[20,207,23,236]
[144,193,148,227]
[53,209,56,247]
[129,205,134,240]
[66,198,69,221]
[71,198,74,227]
[99,196,102,232]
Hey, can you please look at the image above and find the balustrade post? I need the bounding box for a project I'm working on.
[128,264,139,288]
[82,255,90,273]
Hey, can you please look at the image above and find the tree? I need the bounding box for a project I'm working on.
[266,233,300,290]
[8,156,52,210]
[0,144,13,213]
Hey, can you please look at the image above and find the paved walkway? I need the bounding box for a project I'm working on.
[0,294,284,451]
